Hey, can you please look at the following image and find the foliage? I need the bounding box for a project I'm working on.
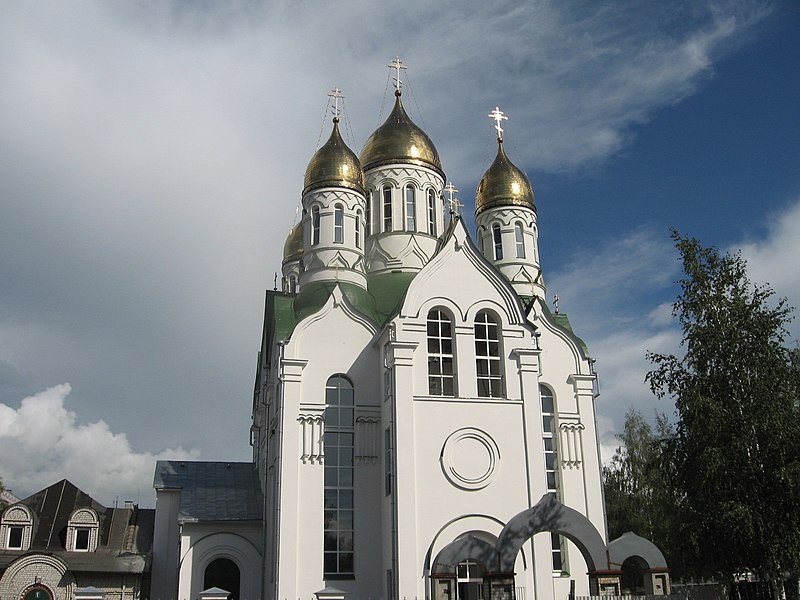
[0,477,5,511]
[603,409,681,573]
[646,232,800,583]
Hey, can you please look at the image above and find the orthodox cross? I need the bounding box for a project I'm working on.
[388,56,407,91]
[328,87,344,119]
[444,182,462,215]
[553,293,560,314]
[489,106,508,141]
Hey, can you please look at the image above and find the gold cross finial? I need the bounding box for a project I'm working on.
[328,87,344,119]
[489,106,508,141]
[388,56,407,92]
[444,182,462,215]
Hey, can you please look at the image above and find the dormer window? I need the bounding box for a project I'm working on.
[8,525,23,549]
[67,508,99,552]
[1,504,33,551]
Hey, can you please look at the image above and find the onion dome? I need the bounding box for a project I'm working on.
[475,139,535,217]
[360,90,443,176]
[283,222,303,261]
[303,117,364,195]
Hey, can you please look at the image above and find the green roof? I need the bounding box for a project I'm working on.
[539,302,590,357]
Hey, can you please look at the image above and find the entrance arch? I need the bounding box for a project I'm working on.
[608,532,670,595]
[496,493,607,573]
[204,558,240,600]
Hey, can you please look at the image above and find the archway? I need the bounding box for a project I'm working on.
[204,558,240,600]
[608,532,670,595]
[496,493,607,573]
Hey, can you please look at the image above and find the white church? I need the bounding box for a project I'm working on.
[150,61,670,600]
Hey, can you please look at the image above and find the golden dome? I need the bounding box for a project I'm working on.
[304,118,365,195]
[283,222,304,262]
[475,139,535,217]
[359,91,443,175]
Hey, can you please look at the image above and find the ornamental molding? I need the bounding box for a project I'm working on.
[440,427,501,491]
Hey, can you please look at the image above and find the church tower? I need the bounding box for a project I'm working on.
[475,108,545,299]
[300,90,368,291]
[359,58,447,275]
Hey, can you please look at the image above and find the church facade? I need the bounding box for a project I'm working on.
[151,65,669,600]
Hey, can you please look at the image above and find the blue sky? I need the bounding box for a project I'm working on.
[0,1,798,506]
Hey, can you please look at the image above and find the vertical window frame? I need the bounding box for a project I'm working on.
[492,223,503,260]
[427,309,456,396]
[405,185,416,231]
[355,209,362,249]
[382,186,393,232]
[427,189,437,236]
[312,206,321,246]
[475,311,503,398]
[515,222,525,258]
[324,375,356,578]
[334,204,344,244]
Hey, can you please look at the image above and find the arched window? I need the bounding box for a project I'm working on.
[67,508,99,552]
[312,206,321,246]
[492,223,503,260]
[334,204,344,244]
[427,189,437,236]
[515,222,525,258]
[289,275,297,294]
[475,311,502,397]
[355,209,362,249]
[382,186,393,232]
[1,504,33,551]
[540,385,557,492]
[204,557,241,600]
[427,309,455,396]
[324,375,355,577]
[405,185,416,231]
[367,190,374,236]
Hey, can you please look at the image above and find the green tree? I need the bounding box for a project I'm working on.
[603,409,680,571]
[646,232,800,585]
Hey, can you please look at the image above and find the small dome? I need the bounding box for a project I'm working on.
[283,222,303,261]
[360,91,443,175]
[304,118,364,195]
[475,139,535,217]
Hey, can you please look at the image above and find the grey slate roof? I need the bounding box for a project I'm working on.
[153,461,263,522]
[0,479,153,573]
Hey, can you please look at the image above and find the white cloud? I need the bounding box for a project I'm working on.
[739,198,800,340]
[0,385,199,507]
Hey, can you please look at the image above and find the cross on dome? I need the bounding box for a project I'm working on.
[444,182,462,215]
[328,87,345,119]
[489,106,508,141]
[388,56,407,92]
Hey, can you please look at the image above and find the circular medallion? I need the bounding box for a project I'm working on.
[440,428,500,490]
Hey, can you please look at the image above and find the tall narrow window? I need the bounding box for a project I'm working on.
[541,385,557,492]
[405,185,416,231]
[515,222,525,258]
[383,186,393,232]
[312,206,321,246]
[492,223,503,260]
[475,311,502,397]
[324,376,355,577]
[551,533,564,573]
[385,427,392,496]
[355,209,362,249]
[427,309,455,396]
[289,275,297,294]
[7,526,23,550]
[367,191,374,237]
[427,189,437,236]
[334,204,344,243]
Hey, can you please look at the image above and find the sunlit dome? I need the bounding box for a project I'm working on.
[283,222,303,262]
[304,117,365,195]
[475,139,535,216]
[359,91,443,175]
